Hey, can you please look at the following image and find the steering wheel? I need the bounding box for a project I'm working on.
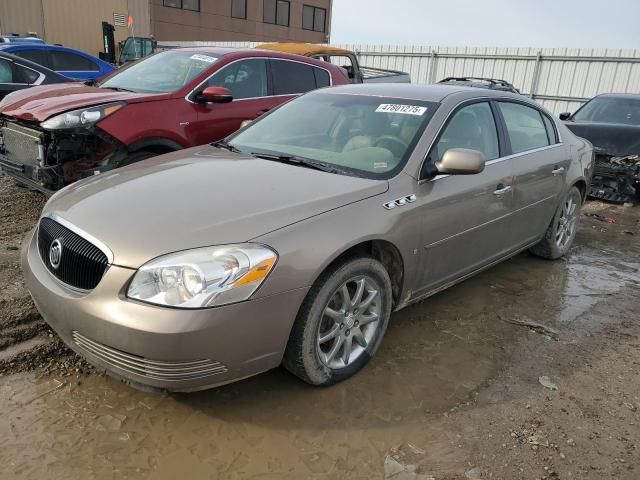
[374,135,409,157]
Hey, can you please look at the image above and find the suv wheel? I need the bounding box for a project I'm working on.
[283,256,392,386]
[530,186,582,259]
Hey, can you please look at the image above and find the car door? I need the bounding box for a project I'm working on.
[413,101,515,296]
[189,58,276,145]
[496,101,569,248]
[49,50,101,80]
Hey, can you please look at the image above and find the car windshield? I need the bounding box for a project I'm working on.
[572,96,640,126]
[100,50,219,93]
[228,93,438,179]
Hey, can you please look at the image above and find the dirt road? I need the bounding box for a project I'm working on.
[0,174,638,479]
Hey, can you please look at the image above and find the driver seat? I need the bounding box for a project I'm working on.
[342,113,389,152]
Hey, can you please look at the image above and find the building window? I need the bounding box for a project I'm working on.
[163,0,200,11]
[264,0,290,26]
[302,5,326,32]
[231,0,247,19]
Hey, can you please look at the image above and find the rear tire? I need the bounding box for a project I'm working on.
[283,256,392,386]
[530,186,582,259]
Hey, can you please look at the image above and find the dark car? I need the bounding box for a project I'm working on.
[0,47,350,193]
[0,43,116,81]
[561,94,640,203]
[0,51,70,100]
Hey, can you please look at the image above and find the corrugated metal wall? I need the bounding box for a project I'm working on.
[162,41,640,114]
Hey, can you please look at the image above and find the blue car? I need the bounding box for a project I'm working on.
[0,44,115,81]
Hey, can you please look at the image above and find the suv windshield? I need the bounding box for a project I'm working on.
[100,50,219,93]
[573,96,640,126]
[229,93,438,179]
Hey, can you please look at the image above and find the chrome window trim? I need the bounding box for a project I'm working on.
[426,143,565,182]
[185,56,334,104]
[42,212,114,264]
[418,96,564,184]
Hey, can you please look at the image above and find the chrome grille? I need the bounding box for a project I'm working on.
[72,331,228,382]
[37,217,109,290]
[1,122,42,167]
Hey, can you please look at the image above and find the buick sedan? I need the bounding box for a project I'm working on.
[22,84,594,391]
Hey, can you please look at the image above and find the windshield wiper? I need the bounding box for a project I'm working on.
[250,152,343,174]
[103,86,136,93]
[211,140,242,153]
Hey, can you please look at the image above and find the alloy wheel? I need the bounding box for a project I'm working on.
[556,195,578,249]
[317,276,381,369]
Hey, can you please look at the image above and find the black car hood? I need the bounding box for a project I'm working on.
[564,121,640,156]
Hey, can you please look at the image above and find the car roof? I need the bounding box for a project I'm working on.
[311,83,528,103]
[161,46,348,74]
[595,93,640,99]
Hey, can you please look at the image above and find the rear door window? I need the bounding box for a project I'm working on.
[50,51,99,71]
[313,67,330,88]
[541,114,558,144]
[0,59,20,83]
[15,64,40,84]
[270,59,318,95]
[498,102,551,154]
[205,58,268,99]
[12,49,51,68]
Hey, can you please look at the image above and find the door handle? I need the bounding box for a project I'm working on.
[552,167,565,176]
[493,185,512,196]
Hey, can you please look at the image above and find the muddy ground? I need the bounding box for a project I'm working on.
[0,173,638,480]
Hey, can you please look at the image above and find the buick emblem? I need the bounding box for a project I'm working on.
[49,239,63,270]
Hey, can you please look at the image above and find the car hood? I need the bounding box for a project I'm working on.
[44,146,389,268]
[564,121,640,157]
[0,83,166,122]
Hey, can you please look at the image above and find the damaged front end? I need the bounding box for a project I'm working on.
[589,153,640,204]
[0,117,125,194]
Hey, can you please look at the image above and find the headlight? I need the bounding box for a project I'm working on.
[127,244,278,308]
[41,102,126,130]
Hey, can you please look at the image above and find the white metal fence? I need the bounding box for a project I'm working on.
[161,41,640,114]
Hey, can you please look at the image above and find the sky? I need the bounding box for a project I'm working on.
[330,0,640,48]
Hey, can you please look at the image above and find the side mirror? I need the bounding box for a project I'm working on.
[436,148,486,175]
[559,112,572,121]
[240,119,253,129]
[197,86,233,104]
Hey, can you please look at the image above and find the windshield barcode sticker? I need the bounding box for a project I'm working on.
[190,54,217,63]
[376,104,427,116]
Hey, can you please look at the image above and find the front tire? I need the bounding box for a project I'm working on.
[530,186,582,259]
[283,256,393,386]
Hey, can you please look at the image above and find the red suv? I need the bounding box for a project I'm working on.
[0,47,349,192]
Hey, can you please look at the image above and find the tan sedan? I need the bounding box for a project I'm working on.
[22,84,594,391]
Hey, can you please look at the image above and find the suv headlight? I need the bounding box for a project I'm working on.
[41,102,126,130]
[127,244,278,308]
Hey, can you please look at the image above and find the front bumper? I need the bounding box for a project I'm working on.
[21,229,308,392]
